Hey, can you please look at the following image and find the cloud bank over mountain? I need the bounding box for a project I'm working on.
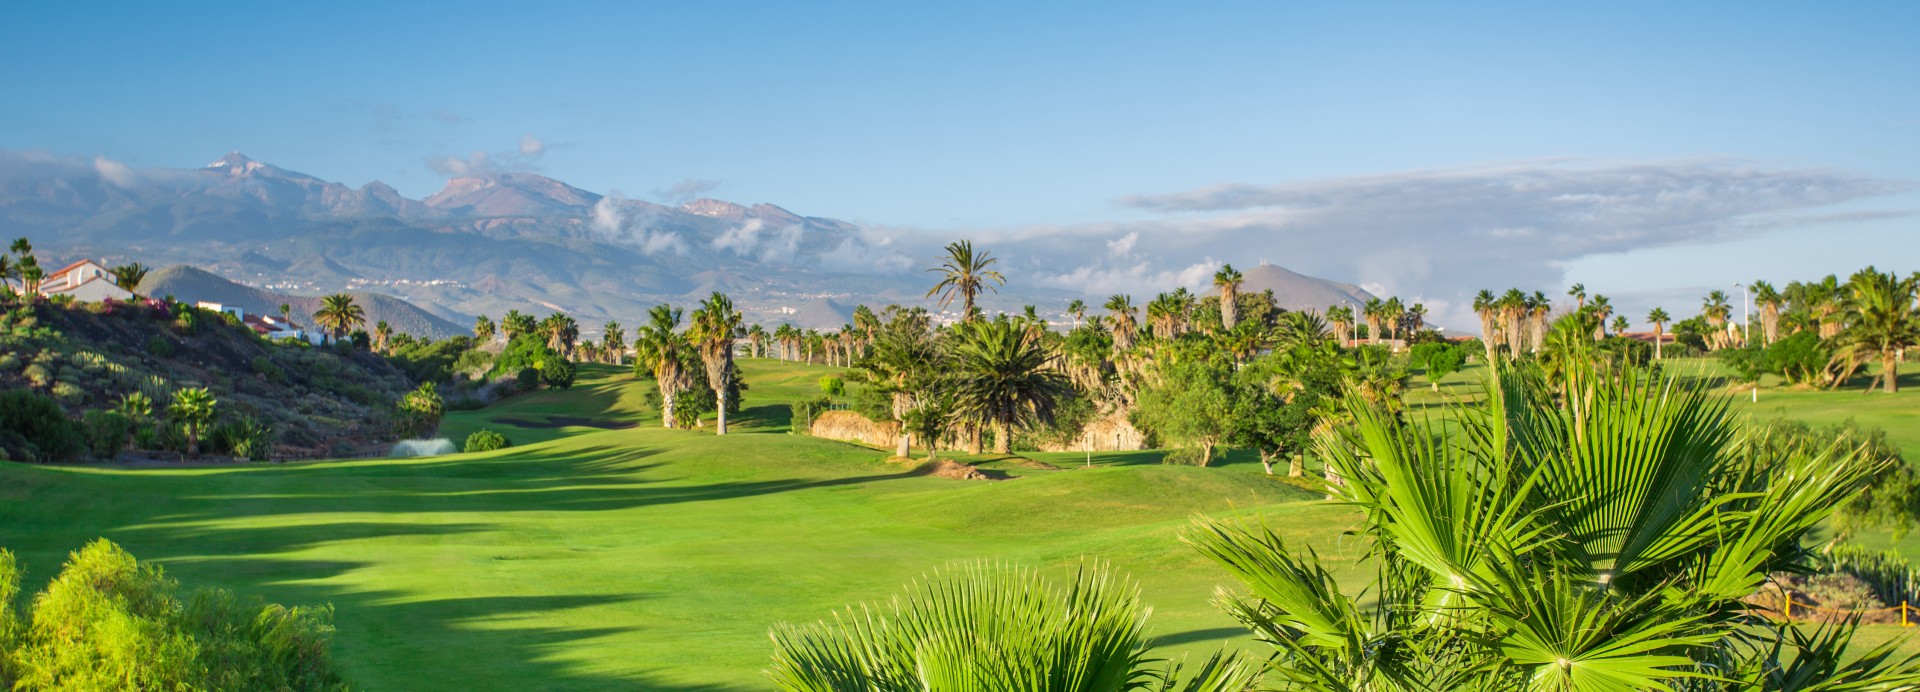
[984,159,1909,326]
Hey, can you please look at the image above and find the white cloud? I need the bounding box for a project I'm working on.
[656,178,721,204]
[518,134,546,158]
[588,192,687,256]
[92,157,135,187]
[423,134,550,177]
[1105,231,1138,257]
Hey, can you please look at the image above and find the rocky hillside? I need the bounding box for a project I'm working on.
[1234,263,1377,312]
[0,301,417,458]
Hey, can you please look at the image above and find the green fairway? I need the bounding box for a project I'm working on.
[0,360,1353,689]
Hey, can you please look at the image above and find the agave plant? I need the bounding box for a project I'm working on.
[1186,365,1920,691]
[766,562,1259,691]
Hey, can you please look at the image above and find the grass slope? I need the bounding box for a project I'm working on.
[0,360,1343,689]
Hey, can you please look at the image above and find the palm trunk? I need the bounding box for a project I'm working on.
[661,385,676,428]
[1288,454,1303,477]
[715,385,728,435]
[187,422,200,460]
[1654,328,1664,360]
[966,425,983,454]
[897,431,910,458]
[1885,352,1900,394]
[993,417,1011,454]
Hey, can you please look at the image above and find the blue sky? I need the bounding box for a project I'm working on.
[4,1,1916,326]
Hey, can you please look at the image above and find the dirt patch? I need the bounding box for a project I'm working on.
[494,416,636,430]
[908,459,1007,481]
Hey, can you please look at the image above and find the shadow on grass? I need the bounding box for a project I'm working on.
[1148,627,1247,648]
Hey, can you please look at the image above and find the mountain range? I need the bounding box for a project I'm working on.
[3,152,1375,334]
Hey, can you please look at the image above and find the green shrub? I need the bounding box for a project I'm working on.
[146,334,175,358]
[21,362,52,387]
[0,539,348,689]
[80,409,133,460]
[463,429,511,453]
[0,389,83,462]
[539,358,576,390]
[789,397,832,434]
[392,383,445,439]
[209,417,275,460]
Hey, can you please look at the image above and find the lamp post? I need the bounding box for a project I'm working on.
[1737,282,1755,403]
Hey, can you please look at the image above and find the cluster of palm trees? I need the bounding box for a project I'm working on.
[631,292,744,434]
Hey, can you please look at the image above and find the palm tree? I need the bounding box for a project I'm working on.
[312,294,365,343]
[373,320,392,353]
[768,563,1258,691]
[1703,290,1732,350]
[602,320,625,364]
[634,304,693,428]
[1472,289,1499,360]
[109,262,148,297]
[280,303,295,327]
[540,314,580,357]
[1527,290,1551,354]
[1361,297,1384,345]
[1382,296,1404,347]
[1830,267,1919,393]
[1213,264,1244,331]
[1811,274,1845,339]
[860,310,943,458]
[925,240,1005,321]
[1066,299,1086,330]
[1326,305,1355,346]
[168,387,217,460]
[502,309,533,341]
[474,315,496,343]
[746,324,769,358]
[1498,288,1528,357]
[1566,282,1586,309]
[1753,280,1784,346]
[1104,295,1137,352]
[689,292,743,434]
[1407,302,1427,334]
[1187,366,1909,690]
[1647,307,1670,360]
[773,324,796,361]
[1589,294,1613,340]
[1610,315,1629,335]
[949,317,1072,455]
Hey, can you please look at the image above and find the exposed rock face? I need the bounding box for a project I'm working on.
[1038,410,1148,452]
[809,410,900,448]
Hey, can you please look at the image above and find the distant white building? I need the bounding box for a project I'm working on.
[196,301,316,343]
[41,259,134,302]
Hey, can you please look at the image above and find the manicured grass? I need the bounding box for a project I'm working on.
[0,360,1347,690]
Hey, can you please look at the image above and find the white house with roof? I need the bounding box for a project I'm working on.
[195,301,315,342]
[40,259,134,302]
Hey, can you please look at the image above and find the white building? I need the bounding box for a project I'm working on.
[41,259,134,302]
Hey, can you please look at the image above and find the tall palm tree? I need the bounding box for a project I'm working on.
[1472,289,1499,360]
[634,304,693,428]
[1362,297,1385,346]
[689,292,743,434]
[109,262,148,297]
[860,310,943,458]
[1647,307,1671,360]
[1407,302,1427,334]
[1326,305,1355,346]
[1830,267,1919,393]
[602,320,625,364]
[1753,280,1784,346]
[541,314,580,357]
[1498,288,1528,358]
[1527,290,1551,354]
[473,314,496,343]
[1703,290,1732,350]
[1381,296,1404,347]
[168,387,217,460]
[949,317,1072,455]
[373,320,392,353]
[502,309,534,341]
[312,294,365,343]
[1566,282,1586,309]
[1213,264,1244,331]
[1589,294,1613,340]
[925,240,1005,321]
[1066,299,1086,330]
[1811,274,1845,339]
[1104,295,1137,352]
[746,324,769,358]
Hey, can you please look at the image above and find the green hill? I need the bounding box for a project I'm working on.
[140,264,470,339]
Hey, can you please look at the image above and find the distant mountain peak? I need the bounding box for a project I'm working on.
[424,171,600,217]
[207,151,255,168]
[681,198,750,219]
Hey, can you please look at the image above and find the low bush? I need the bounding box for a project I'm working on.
[0,389,82,462]
[463,429,511,453]
[0,539,348,689]
[80,409,132,460]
